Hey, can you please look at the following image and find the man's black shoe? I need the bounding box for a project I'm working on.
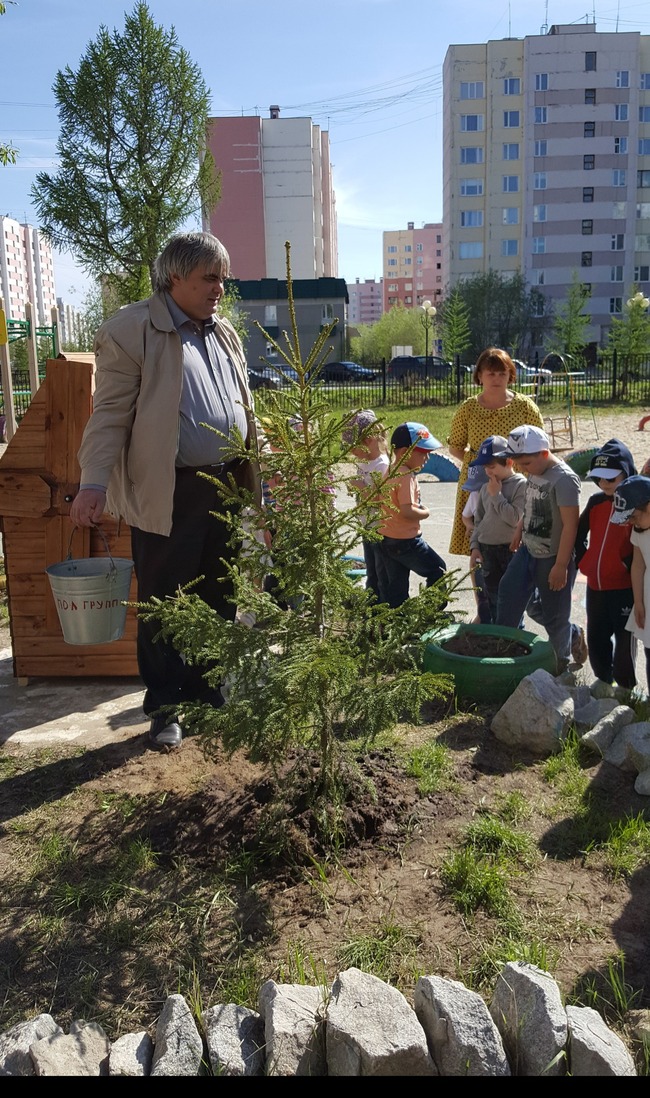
[147,714,183,751]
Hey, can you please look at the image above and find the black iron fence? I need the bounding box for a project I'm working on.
[3,353,650,426]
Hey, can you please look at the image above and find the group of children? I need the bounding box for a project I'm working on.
[346,408,650,694]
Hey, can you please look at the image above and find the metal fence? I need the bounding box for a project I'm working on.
[3,353,650,426]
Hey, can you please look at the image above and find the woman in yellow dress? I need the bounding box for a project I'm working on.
[447,347,545,556]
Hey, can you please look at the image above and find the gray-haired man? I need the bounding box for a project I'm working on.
[70,232,262,749]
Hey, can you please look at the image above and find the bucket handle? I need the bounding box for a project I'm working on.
[67,526,118,576]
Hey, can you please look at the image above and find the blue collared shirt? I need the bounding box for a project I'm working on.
[165,293,248,468]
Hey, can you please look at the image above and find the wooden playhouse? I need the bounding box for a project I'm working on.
[0,355,138,680]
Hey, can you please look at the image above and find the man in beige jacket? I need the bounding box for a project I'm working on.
[70,232,262,750]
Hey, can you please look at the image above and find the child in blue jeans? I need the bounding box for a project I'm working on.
[376,421,447,608]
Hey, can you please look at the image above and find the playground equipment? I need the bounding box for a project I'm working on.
[0,297,59,442]
[539,352,598,451]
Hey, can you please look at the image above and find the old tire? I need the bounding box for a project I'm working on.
[420,452,460,482]
[422,622,556,706]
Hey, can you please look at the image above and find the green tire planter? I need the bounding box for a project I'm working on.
[422,623,557,706]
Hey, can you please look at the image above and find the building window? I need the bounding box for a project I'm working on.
[460,146,484,164]
[641,74,650,90]
[536,73,548,91]
[581,252,592,267]
[534,139,547,157]
[613,201,627,218]
[459,241,483,259]
[405,296,412,304]
[615,104,629,121]
[534,106,547,124]
[502,175,519,192]
[615,137,628,154]
[388,283,398,292]
[532,237,545,254]
[264,305,277,325]
[416,256,423,265]
[533,204,547,222]
[641,107,650,122]
[501,239,518,256]
[582,283,592,294]
[461,114,484,131]
[613,169,626,186]
[460,178,482,197]
[503,77,520,95]
[436,235,441,243]
[460,210,483,227]
[640,171,650,188]
[321,304,334,321]
[636,234,650,249]
[388,259,397,266]
[404,258,412,265]
[610,298,623,314]
[502,142,519,160]
[610,266,624,281]
[502,207,519,224]
[635,265,650,281]
[585,52,597,71]
[639,140,650,155]
[638,203,650,218]
[534,172,547,189]
[404,244,412,252]
[387,245,397,252]
[530,269,545,286]
[582,219,593,234]
[616,70,630,88]
[584,121,595,138]
[611,233,624,250]
[583,154,595,170]
[416,242,423,251]
[460,81,484,99]
[585,88,596,105]
[503,111,520,128]
[436,249,441,256]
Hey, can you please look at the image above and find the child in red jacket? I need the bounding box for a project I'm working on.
[574,438,637,689]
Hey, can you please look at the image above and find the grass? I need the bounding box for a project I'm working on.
[336,917,422,986]
[404,739,457,795]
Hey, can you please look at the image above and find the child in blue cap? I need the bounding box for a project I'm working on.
[376,422,447,608]
[575,439,637,690]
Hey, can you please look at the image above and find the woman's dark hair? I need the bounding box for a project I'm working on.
[473,347,517,386]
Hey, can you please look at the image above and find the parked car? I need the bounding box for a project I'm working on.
[314,360,379,383]
[387,355,469,381]
[513,360,553,388]
[247,362,299,390]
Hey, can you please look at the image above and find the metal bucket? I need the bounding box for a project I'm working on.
[46,529,134,646]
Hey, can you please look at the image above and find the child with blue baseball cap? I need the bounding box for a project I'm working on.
[574,439,638,690]
[466,435,527,623]
[375,421,446,608]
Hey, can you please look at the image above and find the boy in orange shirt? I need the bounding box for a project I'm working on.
[376,421,447,608]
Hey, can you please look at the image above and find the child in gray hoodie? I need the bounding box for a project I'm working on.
[468,434,527,622]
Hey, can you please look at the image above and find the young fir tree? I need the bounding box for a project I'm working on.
[139,244,457,850]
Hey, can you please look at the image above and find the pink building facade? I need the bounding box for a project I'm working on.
[346,278,383,325]
[382,221,445,312]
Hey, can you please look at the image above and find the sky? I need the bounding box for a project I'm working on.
[2,0,650,306]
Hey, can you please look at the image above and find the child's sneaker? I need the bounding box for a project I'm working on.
[570,624,588,668]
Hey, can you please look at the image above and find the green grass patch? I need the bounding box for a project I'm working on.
[404,739,457,795]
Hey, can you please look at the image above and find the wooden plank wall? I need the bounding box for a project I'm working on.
[0,355,139,678]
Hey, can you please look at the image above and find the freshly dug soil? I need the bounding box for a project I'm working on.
[443,633,531,658]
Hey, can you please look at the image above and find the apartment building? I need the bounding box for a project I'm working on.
[204,106,337,282]
[0,216,56,324]
[382,222,444,313]
[443,22,650,344]
[347,277,383,326]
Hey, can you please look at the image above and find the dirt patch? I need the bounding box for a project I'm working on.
[442,633,530,658]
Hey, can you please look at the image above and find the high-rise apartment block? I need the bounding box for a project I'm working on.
[443,22,650,344]
[382,222,444,313]
[204,106,337,282]
[347,278,383,326]
[0,216,56,324]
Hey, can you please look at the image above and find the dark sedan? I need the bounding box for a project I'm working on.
[314,360,379,383]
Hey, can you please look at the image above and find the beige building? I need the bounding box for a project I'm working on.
[0,217,56,324]
[382,221,444,313]
[443,22,650,345]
